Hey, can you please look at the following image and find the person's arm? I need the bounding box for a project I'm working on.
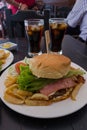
[66,0,87,28]
[6,0,28,10]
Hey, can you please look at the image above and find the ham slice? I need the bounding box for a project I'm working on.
[40,77,77,96]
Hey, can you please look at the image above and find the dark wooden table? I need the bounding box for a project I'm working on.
[0,35,87,130]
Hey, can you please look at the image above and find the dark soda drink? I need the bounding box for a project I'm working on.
[27,25,43,53]
[25,19,44,57]
[50,19,67,52]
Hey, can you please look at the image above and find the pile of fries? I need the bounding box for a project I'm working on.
[0,49,10,71]
[4,74,52,106]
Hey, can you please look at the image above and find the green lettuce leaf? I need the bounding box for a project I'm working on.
[65,68,85,78]
[17,66,57,92]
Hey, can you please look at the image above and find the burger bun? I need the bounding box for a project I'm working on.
[29,53,71,79]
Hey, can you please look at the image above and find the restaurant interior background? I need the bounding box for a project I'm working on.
[0,0,76,39]
[0,0,87,128]
[43,0,75,6]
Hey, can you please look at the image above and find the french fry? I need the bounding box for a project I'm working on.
[30,93,49,100]
[4,75,18,87]
[71,83,83,100]
[4,93,24,104]
[5,84,26,100]
[17,89,33,96]
[25,97,52,106]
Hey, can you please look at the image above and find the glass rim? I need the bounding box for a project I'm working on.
[49,18,67,23]
[24,19,44,22]
[49,18,66,20]
[24,19,44,26]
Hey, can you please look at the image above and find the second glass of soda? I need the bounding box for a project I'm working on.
[50,18,67,54]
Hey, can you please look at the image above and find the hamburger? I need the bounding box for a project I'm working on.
[5,53,85,106]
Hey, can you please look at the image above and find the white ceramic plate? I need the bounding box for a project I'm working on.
[0,62,87,118]
[0,42,17,50]
[0,49,14,72]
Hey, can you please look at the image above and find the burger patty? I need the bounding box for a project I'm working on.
[49,88,72,100]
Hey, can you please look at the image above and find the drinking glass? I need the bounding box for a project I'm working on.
[24,19,44,57]
[50,18,67,54]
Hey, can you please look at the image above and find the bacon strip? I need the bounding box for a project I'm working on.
[40,77,77,96]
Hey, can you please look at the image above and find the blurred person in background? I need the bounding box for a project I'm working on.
[5,0,44,37]
[0,0,7,38]
[66,0,87,43]
[0,0,5,9]
[5,0,44,14]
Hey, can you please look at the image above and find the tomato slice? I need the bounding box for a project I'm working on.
[15,62,26,74]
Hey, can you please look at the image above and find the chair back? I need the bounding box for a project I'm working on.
[5,9,50,38]
[44,4,55,17]
[62,35,87,70]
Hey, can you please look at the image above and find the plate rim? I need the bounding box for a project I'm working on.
[0,61,87,119]
[0,42,17,50]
